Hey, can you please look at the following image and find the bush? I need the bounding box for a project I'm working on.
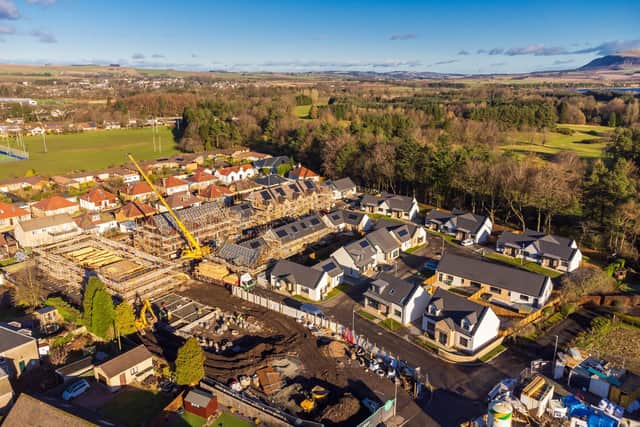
[542,306,555,316]
[51,334,73,348]
[45,297,82,325]
[561,303,577,317]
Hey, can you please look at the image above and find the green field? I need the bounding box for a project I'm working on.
[100,389,173,427]
[0,127,179,179]
[501,124,611,159]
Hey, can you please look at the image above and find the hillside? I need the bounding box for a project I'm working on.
[580,49,640,70]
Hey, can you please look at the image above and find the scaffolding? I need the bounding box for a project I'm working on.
[34,235,186,302]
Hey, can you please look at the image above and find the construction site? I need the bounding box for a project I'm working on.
[33,235,187,301]
[141,282,407,426]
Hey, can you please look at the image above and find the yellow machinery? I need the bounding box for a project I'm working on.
[300,398,315,413]
[135,299,158,331]
[127,153,211,260]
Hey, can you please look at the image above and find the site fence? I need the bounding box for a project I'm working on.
[0,143,29,160]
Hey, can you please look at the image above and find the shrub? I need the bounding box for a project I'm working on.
[561,303,577,317]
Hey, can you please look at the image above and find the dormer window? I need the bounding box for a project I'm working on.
[461,318,473,331]
[428,304,439,316]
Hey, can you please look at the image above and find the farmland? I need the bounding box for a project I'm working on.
[0,127,179,179]
[501,124,611,159]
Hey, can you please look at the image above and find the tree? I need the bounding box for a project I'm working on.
[309,104,319,119]
[82,277,104,325]
[559,266,616,304]
[175,337,205,386]
[114,301,137,337]
[83,278,115,339]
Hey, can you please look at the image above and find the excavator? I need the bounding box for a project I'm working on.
[127,153,210,260]
[135,298,158,333]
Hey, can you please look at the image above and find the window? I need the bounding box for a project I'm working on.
[394,309,402,318]
[560,260,569,267]
[130,366,138,375]
[299,287,309,295]
[459,337,469,347]
[428,305,438,316]
[392,249,399,258]
[519,294,529,302]
[489,286,501,294]
[438,332,448,345]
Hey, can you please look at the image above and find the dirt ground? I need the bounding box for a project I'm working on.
[143,280,407,426]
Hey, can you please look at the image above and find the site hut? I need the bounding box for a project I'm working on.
[496,229,583,273]
[424,208,492,244]
[435,252,553,310]
[363,273,430,325]
[0,325,39,378]
[0,201,31,232]
[269,259,330,301]
[93,345,154,391]
[421,288,500,354]
[184,388,218,419]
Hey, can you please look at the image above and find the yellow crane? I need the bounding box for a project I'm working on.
[127,153,211,260]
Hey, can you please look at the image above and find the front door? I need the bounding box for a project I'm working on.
[119,373,127,386]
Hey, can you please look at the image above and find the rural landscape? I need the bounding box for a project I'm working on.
[1,1,640,427]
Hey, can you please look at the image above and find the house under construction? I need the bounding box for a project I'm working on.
[33,235,185,302]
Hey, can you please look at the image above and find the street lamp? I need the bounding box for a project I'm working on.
[552,334,559,369]
[393,377,399,417]
[352,306,356,343]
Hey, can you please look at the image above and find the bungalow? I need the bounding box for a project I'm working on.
[120,181,156,202]
[331,238,378,278]
[160,192,202,211]
[115,201,157,223]
[107,167,140,184]
[379,221,427,252]
[365,227,402,264]
[233,150,271,162]
[215,164,257,184]
[0,176,49,193]
[253,155,290,174]
[94,344,154,391]
[422,288,500,354]
[31,196,79,217]
[289,165,320,182]
[79,187,119,212]
[364,273,430,325]
[74,212,118,234]
[254,174,289,188]
[187,170,217,191]
[325,177,357,200]
[270,260,330,301]
[425,209,492,244]
[0,325,39,378]
[65,171,95,185]
[361,193,419,221]
[198,184,232,204]
[14,214,81,247]
[436,252,553,309]
[496,229,582,273]
[157,176,190,196]
[0,201,30,232]
[323,209,372,233]
[313,258,344,288]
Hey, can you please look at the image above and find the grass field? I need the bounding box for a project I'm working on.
[100,389,173,427]
[0,127,179,179]
[501,124,611,159]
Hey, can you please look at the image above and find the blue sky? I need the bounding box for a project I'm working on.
[0,0,639,74]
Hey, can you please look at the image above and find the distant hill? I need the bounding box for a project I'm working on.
[580,49,640,70]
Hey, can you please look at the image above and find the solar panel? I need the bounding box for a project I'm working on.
[398,229,408,236]
[260,190,272,200]
[310,218,320,225]
[300,223,308,229]
[359,240,369,248]
[276,230,288,238]
[291,226,298,233]
[325,262,336,270]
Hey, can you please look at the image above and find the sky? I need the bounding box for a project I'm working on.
[0,0,639,74]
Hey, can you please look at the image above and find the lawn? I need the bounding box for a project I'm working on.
[100,389,173,427]
[380,318,404,332]
[168,412,205,427]
[501,125,610,160]
[484,252,563,278]
[0,127,179,179]
[404,244,426,255]
[415,337,439,353]
[357,309,378,322]
[294,104,312,118]
[212,412,254,427]
[478,344,507,363]
[324,283,351,300]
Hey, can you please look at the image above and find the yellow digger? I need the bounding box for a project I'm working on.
[135,299,158,333]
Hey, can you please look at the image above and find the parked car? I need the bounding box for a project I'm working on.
[62,379,90,400]
[460,238,474,247]
[299,303,325,319]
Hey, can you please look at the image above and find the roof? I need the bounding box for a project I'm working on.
[216,242,262,268]
[330,177,356,192]
[150,203,228,236]
[266,214,327,244]
[55,356,94,377]
[96,345,152,378]
[198,184,232,199]
[1,394,99,427]
[159,176,189,188]
[289,166,319,179]
[164,192,201,209]
[366,228,401,253]
[254,174,288,187]
[365,273,418,307]
[18,213,76,232]
[216,163,254,176]
[426,288,488,335]
[437,252,549,297]
[253,155,289,169]
[342,238,377,267]
[32,196,78,211]
[0,201,29,220]
[325,209,366,228]
[271,260,325,290]
[0,325,35,353]
[387,223,419,244]
[80,187,117,204]
[117,201,156,220]
[184,388,214,407]
[122,181,153,196]
[0,176,47,187]
[426,209,488,234]
[497,229,577,261]
[313,258,343,278]
[362,193,415,213]
[188,171,215,183]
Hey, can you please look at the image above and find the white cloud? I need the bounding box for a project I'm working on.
[0,0,19,20]
[30,29,56,43]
